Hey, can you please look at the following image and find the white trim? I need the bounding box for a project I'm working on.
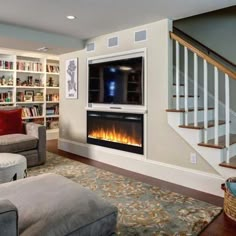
[87,48,146,63]
[134,29,147,43]
[107,36,119,48]
[85,106,147,114]
[58,138,225,197]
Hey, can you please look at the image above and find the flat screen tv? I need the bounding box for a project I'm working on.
[88,56,144,105]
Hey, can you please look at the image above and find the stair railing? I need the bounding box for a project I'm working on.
[170,32,236,163]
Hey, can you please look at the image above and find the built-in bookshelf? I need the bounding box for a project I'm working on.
[0,49,60,140]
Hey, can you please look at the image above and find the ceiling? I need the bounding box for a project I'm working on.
[0,0,235,54]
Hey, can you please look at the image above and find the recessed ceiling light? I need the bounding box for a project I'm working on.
[66,15,76,20]
[37,47,49,52]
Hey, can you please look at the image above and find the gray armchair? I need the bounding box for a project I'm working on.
[0,122,46,167]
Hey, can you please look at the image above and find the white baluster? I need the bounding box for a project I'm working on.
[194,53,198,127]
[225,74,230,163]
[214,67,219,145]
[176,41,180,110]
[204,60,208,143]
[184,47,188,125]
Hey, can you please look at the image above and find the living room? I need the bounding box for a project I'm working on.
[0,1,236,235]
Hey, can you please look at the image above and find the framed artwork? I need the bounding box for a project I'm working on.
[66,58,78,99]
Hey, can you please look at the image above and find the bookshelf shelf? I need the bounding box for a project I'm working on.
[46,72,59,76]
[16,86,45,89]
[46,101,59,104]
[16,101,45,104]
[16,70,45,74]
[22,116,44,120]
[0,49,60,140]
[0,69,14,72]
[46,115,59,118]
[0,86,14,88]
[0,102,14,105]
[46,87,59,89]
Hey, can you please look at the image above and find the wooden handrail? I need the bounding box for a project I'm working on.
[173,26,236,68]
[170,31,236,80]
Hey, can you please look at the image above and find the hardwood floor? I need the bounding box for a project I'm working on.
[47,140,236,236]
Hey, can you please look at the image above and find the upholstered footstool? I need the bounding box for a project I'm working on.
[0,173,118,236]
[0,153,27,184]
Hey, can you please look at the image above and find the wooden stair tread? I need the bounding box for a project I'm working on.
[198,134,236,149]
[219,156,236,169]
[179,120,226,130]
[166,107,214,113]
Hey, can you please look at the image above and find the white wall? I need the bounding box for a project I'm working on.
[59,19,217,177]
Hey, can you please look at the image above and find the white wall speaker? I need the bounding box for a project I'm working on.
[135,30,147,42]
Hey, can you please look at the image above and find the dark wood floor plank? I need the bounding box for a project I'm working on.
[46,139,236,235]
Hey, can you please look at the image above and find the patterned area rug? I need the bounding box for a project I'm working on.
[28,152,222,236]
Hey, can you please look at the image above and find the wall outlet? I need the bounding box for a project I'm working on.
[190,153,197,164]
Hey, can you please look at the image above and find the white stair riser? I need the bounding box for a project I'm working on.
[200,124,226,142]
[187,110,214,124]
[173,97,203,109]
[229,143,236,159]
[172,86,194,96]
[172,86,184,96]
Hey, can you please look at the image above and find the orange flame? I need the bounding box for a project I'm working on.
[88,126,141,147]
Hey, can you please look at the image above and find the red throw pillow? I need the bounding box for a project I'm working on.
[0,109,23,135]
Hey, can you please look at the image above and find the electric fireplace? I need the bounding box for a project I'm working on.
[87,111,143,154]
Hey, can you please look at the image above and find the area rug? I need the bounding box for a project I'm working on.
[28,152,222,236]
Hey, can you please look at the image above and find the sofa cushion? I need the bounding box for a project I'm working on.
[0,134,38,153]
[0,109,23,135]
[0,173,118,236]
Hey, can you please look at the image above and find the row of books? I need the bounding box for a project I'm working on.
[46,105,59,115]
[46,64,60,73]
[22,106,43,118]
[17,61,43,72]
[0,60,14,70]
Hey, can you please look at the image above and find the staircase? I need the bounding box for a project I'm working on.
[167,30,236,179]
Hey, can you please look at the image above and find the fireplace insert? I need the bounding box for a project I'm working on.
[87,111,143,154]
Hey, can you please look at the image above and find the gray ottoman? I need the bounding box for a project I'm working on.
[0,173,118,236]
[0,153,27,184]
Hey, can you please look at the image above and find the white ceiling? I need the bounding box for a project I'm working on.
[0,0,235,54]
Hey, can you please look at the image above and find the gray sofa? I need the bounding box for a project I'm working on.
[0,122,46,167]
[0,173,118,236]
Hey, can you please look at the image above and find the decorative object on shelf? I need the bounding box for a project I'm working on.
[27,76,33,86]
[34,92,44,102]
[17,78,21,86]
[24,95,33,102]
[25,90,34,97]
[0,75,13,86]
[0,91,12,102]
[66,58,78,99]
[46,94,59,102]
[34,79,41,87]
[48,77,54,87]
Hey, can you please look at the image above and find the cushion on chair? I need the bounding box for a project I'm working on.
[0,109,23,135]
[0,134,38,153]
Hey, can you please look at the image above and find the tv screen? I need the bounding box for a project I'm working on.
[88,56,144,105]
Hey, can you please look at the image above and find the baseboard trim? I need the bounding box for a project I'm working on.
[58,138,224,197]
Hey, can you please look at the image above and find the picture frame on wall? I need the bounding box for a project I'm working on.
[65,58,78,99]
